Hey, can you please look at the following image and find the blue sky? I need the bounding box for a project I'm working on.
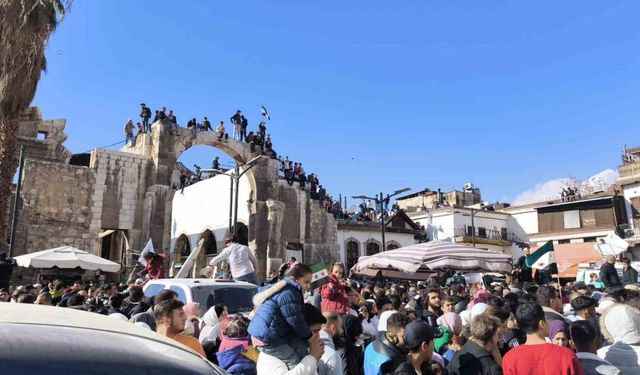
[33,1,640,205]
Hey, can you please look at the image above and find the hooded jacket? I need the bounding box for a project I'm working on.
[320,273,349,314]
[597,303,640,374]
[247,278,311,345]
[216,344,257,375]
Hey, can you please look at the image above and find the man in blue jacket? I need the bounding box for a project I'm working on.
[364,312,413,375]
[248,263,313,369]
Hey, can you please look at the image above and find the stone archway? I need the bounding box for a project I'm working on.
[145,121,275,278]
[345,238,360,271]
[173,233,191,276]
[386,241,401,250]
[195,229,217,275]
[365,239,381,256]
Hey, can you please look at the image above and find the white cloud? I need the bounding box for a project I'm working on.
[512,168,619,206]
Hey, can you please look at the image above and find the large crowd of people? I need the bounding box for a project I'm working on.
[3,241,640,374]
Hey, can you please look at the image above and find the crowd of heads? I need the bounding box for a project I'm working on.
[3,255,640,374]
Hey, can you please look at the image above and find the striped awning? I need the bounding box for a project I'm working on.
[351,241,513,276]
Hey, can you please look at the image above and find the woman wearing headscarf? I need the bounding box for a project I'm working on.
[435,312,463,362]
[342,314,364,375]
[548,320,569,348]
[199,304,228,344]
[183,302,202,338]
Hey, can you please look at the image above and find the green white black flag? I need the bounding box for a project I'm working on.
[525,241,556,270]
[310,261,329,289]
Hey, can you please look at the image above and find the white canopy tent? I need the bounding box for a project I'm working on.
[14,246,121,273]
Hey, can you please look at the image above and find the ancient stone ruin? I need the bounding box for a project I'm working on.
[12,108,340,278]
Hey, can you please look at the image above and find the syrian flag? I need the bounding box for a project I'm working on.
[260,105,271,120]
[138,239,155,267]
[525,241,556,270]
[310,261,329,289]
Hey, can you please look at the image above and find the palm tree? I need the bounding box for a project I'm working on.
[0,0,70,249]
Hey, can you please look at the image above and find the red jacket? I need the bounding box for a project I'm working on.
[138,254,166,279]
[320,273,349,314]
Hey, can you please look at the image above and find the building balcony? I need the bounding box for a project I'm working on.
[453,227,518,247]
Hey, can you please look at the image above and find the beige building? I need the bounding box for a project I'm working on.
[396,184,482,212]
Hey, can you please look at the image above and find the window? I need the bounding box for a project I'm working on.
[478,227,487,237]
[631,197,640,219]
[143,283,166,298]
[346,241,360,270]
[36,131,47,140]
[387,243,400,250]
[581,210,596,228]
[563,210,581,229]
[583,237,597,243]
[466,226,474,236]
[192,286,257,314]
[170,285,187,303]
[558,239,570,244]
[500,228,508,240]
[366,242,380,256]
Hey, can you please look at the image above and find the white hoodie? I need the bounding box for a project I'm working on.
[256,352,318,375]
[597,303,640,374]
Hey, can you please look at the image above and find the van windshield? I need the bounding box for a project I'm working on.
[191,285,257,314]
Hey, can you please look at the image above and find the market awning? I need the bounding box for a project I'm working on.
[530,242,603,278]
[351,241,513,279]
[13,246,121,273]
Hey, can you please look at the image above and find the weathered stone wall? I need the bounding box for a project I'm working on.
[14,160,95,255]
[86,148,152,253]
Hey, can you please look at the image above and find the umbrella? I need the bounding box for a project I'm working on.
[351,241,513,278]
[13,246,121,273]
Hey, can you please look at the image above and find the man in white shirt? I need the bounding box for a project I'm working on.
[318,312,344,375]
[209,235,258,284]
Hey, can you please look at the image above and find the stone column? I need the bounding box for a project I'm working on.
[266,199,285,261]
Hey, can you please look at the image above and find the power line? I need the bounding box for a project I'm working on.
[80,139,126,154]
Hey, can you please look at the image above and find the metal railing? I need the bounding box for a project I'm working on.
[453,227,518,243]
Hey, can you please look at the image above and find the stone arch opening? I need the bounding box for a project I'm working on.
[345,238,360,271]
[194,229,217,275]
[167,128,262,197]
[365,239,381,256]
[386,241,401,250]
[168,133,266,272]
[174,233,191,274]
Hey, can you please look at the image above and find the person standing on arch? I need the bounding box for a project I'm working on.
[230,110,242,140]
[209,235,259,285]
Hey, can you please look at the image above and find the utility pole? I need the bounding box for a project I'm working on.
[8,145,26,257]
[228,175,234,235]
[471,208,476,248]
[379,192,386,252]
[352,187,410,252]
[233,163,240,236]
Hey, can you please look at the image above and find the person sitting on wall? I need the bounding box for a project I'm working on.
[137,252,166,280]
